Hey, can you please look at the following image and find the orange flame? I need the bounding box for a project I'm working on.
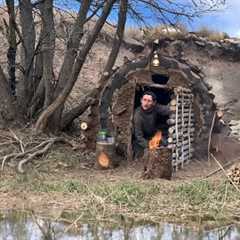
[98,152,110,168]
[149,131,162,150]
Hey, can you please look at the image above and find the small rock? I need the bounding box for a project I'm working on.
[195,41,206,47]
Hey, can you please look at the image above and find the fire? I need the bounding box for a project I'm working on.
[98,152,110,168]
[149,131,162,150]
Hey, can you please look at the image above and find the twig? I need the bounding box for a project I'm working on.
[205,157,240,178]
[9,129,25,153]
[63,213,83,234]
[0,141,17,147]
[208,111,216,162]
[210,153,240,193]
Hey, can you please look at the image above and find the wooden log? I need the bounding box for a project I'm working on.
[175,87,192,94]
[169,130,194,137]
[96,141,119,169]
[167,119,194,125]
[172,152,193,160]
[172,110,194,115]
[169,119,194,125]
[169,133,194,139]
[170,113,194,118]
[172,154,193,162]
[171,132,195,138]
[170,105,176,112]
[142,147,172,180]
[168,126,194,133]
[168,118,195,124]
[173,149,194,158]
[170,139,194,147]
[174,145,194,152]
[148,83,171,89]
[170,99,177,106]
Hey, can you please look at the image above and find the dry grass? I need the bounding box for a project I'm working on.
[0,164,240,228]
[125,25,231,42]
[196,27,229,41]
[125,24,188,42]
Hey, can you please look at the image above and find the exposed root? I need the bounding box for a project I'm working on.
[9,128,25,153]
[17,140,55,173]
[0,132,75,173]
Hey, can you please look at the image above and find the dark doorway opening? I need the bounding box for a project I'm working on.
[133,85,173,148]
[152,74,169,85]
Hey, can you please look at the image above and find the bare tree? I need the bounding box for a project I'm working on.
[0,0,225,133]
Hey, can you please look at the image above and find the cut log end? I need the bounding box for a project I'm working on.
[97,151,111,169]
[96,141,119,169]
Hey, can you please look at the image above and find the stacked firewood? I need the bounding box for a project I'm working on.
[167,87,194,169]
[227,163,240,185]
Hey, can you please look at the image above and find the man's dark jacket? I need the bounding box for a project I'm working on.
[133,104,170,157]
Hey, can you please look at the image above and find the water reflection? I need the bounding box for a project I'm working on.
[0,212,239,240]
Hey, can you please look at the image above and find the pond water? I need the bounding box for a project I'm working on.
[0,212,239,240]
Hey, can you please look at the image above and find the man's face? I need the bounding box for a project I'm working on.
[141,94,155,110]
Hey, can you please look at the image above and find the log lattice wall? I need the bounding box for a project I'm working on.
[168,87,194,170]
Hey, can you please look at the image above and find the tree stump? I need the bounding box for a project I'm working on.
[96,141,119,169]
[142,147,172,180]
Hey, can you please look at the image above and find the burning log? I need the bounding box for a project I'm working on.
[142,148,172,180]
[142,131,172,180]
[96,141,119,169]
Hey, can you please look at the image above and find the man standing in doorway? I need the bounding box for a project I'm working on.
[133,91,171,159]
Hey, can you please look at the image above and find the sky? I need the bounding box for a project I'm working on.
[0,0,239,38]
[189,0,240,37]
[106,0,240,38]
[123,0,240,38]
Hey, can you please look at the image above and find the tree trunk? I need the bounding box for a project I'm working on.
[35,0,116,132]
[6,0,17,96]
[19,0,36,112]
[39,0,55,109]
[0,66,16,126]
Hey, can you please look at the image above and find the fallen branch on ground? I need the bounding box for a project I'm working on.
[210,153,240,193]
[0,136,74,173]
[205,156,240,178]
